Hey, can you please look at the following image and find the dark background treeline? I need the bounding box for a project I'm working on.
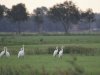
[0,0,100,33]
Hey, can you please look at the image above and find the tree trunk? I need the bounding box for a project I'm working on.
[16,22,21,34]
[62,22,70,34]
[89,22,91,32]
[60,18,70,34]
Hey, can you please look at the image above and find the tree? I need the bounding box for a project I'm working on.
[34,6,48,33]
[0,5,4,20]
[81,8,95,32]
[7,3,28,34]
[48,1,80,33]
[0,5,8,20]
[0,5,9,32]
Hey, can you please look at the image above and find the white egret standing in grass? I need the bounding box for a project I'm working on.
[18,45,25,58]
[58,46,64,58]
[0,47,6,57]
[53,46,58,57]
[5,47,10,57]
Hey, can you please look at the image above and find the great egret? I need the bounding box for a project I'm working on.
[0,47,6,57]
[58,46,64,58]
[53,46,58,57]
[18,45,25,58]
[5,47,10,57]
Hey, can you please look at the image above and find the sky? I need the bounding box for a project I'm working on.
[0,0,100,13]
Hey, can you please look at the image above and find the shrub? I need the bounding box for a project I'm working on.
[48,47,55,54]
[64,46,97,56]
[34,48,45,55]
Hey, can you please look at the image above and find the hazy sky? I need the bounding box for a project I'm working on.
[0,0,100,13]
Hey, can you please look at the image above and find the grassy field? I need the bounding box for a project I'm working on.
[0,55,100,75]
[0,35,100,75]
[1,35,100,45]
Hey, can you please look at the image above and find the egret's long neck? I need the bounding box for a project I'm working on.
[61,46,63,51]
[22,45,24,51]
[4,47,6,51]
[61,48,63,51]
[5,47,7,53]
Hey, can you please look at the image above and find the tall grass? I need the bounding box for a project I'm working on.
[0,45,99,55]
[0,56,85,75]
[0,55,100,75]
[0,35,100,75]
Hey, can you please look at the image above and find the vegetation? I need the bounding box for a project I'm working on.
[34,7,48,33]
[7,3,28,34]
[0,55,100,75]
[0,0,99,75]
[0,35,100,45]
[0,35,99,75]
[0,0,96,33]
[0,5,4,19]
[48,1,80,33]
[81,8,95,32]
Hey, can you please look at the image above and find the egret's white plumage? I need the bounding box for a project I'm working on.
[5,47,10,57]
[58,46,64,58]
[18,45,25,58]
[53,46,58,57]
[0,47,6,57]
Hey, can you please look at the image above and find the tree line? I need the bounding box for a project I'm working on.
[0,0,95,34]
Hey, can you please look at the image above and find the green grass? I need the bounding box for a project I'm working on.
[1,35,100,45]
[0,35,100,75]
[0,55,100,75]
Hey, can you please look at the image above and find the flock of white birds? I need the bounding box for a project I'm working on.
[53,46,64,58]
[0,47,10,57]
[0,45,25,58]
[0,45,64,58]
